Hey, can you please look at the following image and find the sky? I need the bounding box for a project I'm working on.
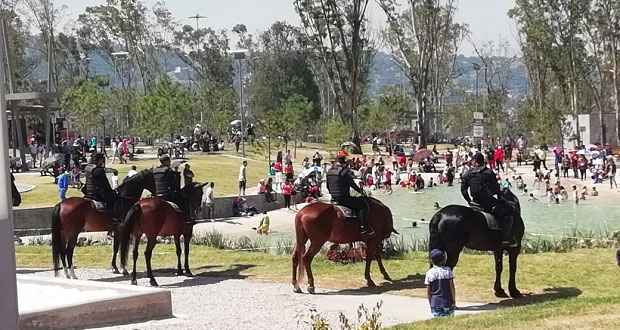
[55,0,518,56]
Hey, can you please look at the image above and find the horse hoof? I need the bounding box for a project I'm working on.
[111,268,120,275]
[293,287,302,294]
[150,279,159,287]
[510,290,523,298]
[185,270,194,277]
[131,280,137,286]
[175,270,184,276]
[367,281,377,288]
[307,286,315,294]
[122,270,130,276]
[383,275,393,282]
[495,290,509,298]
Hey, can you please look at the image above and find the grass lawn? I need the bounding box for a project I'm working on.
[15,245,620,329]
[15,153,269,207]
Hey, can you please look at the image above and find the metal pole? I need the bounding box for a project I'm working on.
[45,32,53,157]
[0,14,20,329]
[239,58,245,158]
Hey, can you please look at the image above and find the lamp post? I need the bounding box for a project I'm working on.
[111,51,129,140]
[229,49,249,158]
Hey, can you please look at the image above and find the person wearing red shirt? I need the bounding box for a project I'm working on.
[284,161,294,181]
[494,146,505,173]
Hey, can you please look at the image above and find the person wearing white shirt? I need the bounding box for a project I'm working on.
[111,171,119,189]
[127,165,138,178]
[110,139,118,164]
[203,182,215,219]
[238,161,247,196]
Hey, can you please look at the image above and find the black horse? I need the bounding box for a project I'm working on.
[429,189,524,298]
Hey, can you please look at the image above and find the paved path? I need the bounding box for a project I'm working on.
[20,268,496,330]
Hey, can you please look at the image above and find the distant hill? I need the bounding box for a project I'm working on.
[32,51,529,101]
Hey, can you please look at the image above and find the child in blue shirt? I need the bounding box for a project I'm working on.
[57,167,69,201]
[424,249,456,317]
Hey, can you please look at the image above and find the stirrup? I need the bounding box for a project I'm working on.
[360,226,375,236]
[502,239,518,248]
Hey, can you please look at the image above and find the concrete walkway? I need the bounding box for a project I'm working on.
[20,268,495,330]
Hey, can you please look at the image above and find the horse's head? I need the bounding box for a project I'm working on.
[181,182,208,216]
[118,169,155,198]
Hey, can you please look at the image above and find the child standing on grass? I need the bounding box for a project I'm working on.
[425,249,456,317]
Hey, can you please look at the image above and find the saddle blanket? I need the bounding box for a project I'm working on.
[85,199,107,213]
[333,204,357,218]
[165,201,183,213]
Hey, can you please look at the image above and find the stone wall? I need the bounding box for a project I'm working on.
[13,193,286,234]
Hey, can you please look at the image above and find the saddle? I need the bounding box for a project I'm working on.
[473,209,502,231]
[333,204,357,219]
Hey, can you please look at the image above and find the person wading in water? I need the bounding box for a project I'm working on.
[461,153,517,248]
[326,155,372,235]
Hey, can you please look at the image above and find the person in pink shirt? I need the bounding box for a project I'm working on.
[282,180,293,209]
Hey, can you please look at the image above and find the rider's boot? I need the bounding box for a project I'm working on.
[501,215,517,248]
[358,209,374,236]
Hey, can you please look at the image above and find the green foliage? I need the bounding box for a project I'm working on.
[134,76,193,138]
[249,22,320,122]
[61,77,106,131]
[361,89,408,136]
[305,302,383,330]
[323,121,351,149]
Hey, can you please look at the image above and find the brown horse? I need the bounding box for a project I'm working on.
[292,197,398,293]
[120,182,206,286]
[51,169,154,279]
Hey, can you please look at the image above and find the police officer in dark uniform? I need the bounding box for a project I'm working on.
[83,153,119,220]
[461,152,516,248]
[152,155,186,217]
[326,155,372,235]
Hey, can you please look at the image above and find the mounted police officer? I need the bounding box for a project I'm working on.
[152,155,186,217]
[326,155,372,235]
[461,152,517,248]
[82,153,119,220]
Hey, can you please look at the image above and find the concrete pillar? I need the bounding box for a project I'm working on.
[0,15,20,330]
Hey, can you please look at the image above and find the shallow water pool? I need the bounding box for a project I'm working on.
[373,185,620,239]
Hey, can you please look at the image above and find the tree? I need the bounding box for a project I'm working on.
[295,0,376,151]
[61,75,107,132]
[280,94,315,156]
[323,120,351,149]
[378,0,466,147]
[360,88,408,142]
[134,76,192,139]
[249,21,320,123]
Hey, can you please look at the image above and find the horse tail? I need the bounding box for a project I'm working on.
[294,212,307,285]
[51,203,62,276]
[428,211,443,251]
[120,203,140,269]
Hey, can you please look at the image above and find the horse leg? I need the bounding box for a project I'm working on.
[493,250,508,298]
[183,230,193,277]
[364,242,377,287]
[66,236,78,280]
[374,249,392,282]
[445,244,463,269]
[508,248,523,298]
[174,235,183,276]
[303,241,324,294]
[111,227,121,274]
[131,236,140,285]
[144,237,159,287]
[59,239,69,279]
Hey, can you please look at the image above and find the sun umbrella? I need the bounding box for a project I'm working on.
[586,144,599,151]
[42,153,65,167]
[299,167,322,179]
[576,150,590,156]
[412,149,432,162]
[550,146,563,153]
[170,159,188,169]
[590,150,601,157]
[230,120,241,126]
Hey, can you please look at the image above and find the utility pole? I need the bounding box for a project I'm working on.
[188,14,206,30]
